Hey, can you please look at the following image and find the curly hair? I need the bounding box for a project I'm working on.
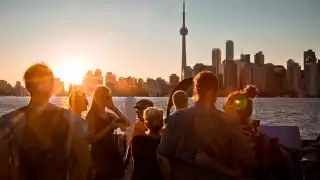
[224,91,253,123]
[242,85,258,99]
[143,107,164,133]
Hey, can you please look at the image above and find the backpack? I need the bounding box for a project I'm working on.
[13,106,70,180]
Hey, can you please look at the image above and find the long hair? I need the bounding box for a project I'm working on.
[193,71,219,102]
[87,86,111,118]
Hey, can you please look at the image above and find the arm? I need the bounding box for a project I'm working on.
[85,113,120,144]
[110,107,130,127]
[128,121,145,144]
[0,117,11,180]
[195,151,242,179]
[125,121,145,165]
[157,155,172,180]
[157,115,179,180]
[86,121,115,144]
[69,117,92,180]
[230,122,256,168]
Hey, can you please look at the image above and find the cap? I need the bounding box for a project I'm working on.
[134,99,154,109]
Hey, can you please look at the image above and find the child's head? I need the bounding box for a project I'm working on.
[143,107,164,134]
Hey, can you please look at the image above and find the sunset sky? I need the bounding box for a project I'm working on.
[0,0,319,86]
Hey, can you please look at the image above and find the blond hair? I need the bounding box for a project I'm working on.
[172,90,188,110]
[143,107,164,133]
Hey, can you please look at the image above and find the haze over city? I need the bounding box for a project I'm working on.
[1,0,320,86]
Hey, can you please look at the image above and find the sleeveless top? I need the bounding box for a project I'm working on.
[90,113,124,176]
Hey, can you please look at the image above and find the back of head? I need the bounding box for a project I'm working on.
[242,85,258,99]
[224,91,253,123]
[143,107,164,133]
[23,63,54,99]
[193,71,219,103]
[172,90,188,110]
[68,90,87,108]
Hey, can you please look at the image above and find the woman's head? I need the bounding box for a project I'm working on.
[69,90,88,114]
[193,71,219,105]
[92,86,112,109]
[224,91,253,123]
[242,85,258,99]
[143,107,164,134]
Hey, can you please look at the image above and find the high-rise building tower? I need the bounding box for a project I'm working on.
[254,51,265,65]
[180,0,188,80]
[226,40,234,61]
[212,48,221,74]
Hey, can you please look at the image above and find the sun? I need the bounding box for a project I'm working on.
[53,57,88,86]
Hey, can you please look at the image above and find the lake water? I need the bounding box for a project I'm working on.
[0,97,319,140]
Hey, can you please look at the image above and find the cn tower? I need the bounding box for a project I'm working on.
[180,0,188,80]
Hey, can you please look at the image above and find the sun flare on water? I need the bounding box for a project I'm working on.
[53,57,88,87]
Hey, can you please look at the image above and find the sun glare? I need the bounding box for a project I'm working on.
[53,57,87,86]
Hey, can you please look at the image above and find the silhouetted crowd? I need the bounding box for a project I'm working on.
[0,63,300,180]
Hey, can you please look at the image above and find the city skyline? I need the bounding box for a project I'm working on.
[1,0,320,85]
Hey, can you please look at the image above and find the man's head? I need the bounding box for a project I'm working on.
[69,90,88,114]
[134,99,154,121]
[23,63,54,102]
[193,71,219,105]
[172,90,188,110]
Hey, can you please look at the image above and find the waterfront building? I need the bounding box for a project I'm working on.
[254,51,264,65]
[212,48,222,74]
[169,74,179,86]
[226,40,234,61]
[192,63,213,77]
[224,60,237,93]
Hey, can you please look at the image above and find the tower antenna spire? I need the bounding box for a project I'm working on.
[183,0,186,27]
[180,0,188,80]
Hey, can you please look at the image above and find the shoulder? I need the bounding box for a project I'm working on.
[134,121,145,129]
[62,109,87,132]
[63,109,84,123]
[212,108,243,130]
[0,108,25,129]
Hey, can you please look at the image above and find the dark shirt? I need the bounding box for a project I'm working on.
[131,135,162,180]
[157,103,254,180]
[89,113,124,178]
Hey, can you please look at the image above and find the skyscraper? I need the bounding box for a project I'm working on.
[224,61,237,93]
[303,50,317,95]
[304,50,317,68]
[241,54,250,63]
[226,40,234,61]
[305,62,319,97]
[169,74,180,86]
[254,51,265,65]
[180,0,188,80]
[212,48,221,74]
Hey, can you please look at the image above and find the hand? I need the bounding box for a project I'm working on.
[105,98,116,110]
[109,121,122,130]
[195,151,213,167]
